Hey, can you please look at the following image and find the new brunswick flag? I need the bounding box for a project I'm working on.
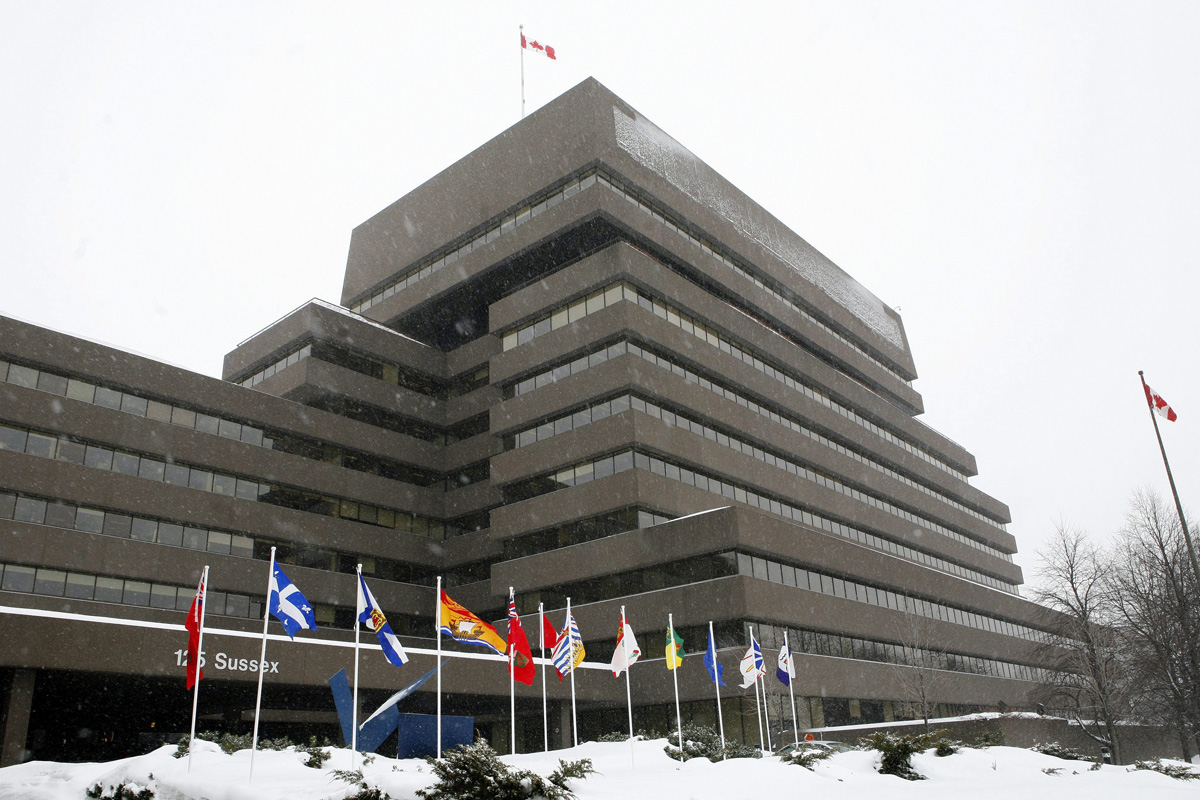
[439,590,507,655]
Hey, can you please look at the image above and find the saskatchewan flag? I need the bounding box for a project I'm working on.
[665,628,685,670]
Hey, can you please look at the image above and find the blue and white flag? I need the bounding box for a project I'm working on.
[269,565,317,638]
[738,631,765,688]
[357,574,409,668]
[703,628,726,686]
[777,639,795,686]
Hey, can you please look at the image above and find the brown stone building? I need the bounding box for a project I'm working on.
[0,79,1062,764]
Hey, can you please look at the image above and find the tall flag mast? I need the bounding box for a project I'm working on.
[1138,372,1200,586]
[185,565,209,773]
[519,25,556,119]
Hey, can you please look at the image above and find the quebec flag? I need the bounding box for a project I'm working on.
[269,565,318,639]
[358,573,409,668]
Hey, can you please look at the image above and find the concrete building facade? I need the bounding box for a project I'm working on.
[0,79,1065,764]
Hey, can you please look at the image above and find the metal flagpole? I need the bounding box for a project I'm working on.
[435,576,443,759]
[757,625,773,752]
[709,621,726,757]
[187,565,209,773]
[519,24,525,119]
[669,613,683,755]
[621,607,635,768]
[1139,371,1200,588]
[351,565,363,769]
[567,597,578,747]
[509,586,516,756]
[748,624,764,753]
[539,602,548,751]
[785,631,798,747]
[249,547,276,783]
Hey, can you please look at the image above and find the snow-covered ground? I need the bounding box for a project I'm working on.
[1,737,1196,800]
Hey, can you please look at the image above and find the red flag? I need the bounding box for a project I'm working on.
[542,614,559,652]
[520,32,557,60]
[507,591,535,686]
[1144,382,1178,422]
[185,574,205,689]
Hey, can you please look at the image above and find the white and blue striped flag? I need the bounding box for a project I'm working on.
[269,565,318,639]
[357,573,409,668]
[551,612,585,677]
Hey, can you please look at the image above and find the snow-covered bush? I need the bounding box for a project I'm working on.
[1030,741,1091,762]
[779,742,834,769]
[416,740,594,800]
[173,732,330,768]
[85,780,155,800]
[857,730,954,779]
[662,723,762,762]
[1130,759,1199,780]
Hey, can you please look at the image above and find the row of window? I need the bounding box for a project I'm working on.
[752,619,1052,684]
[0,422,458,539]
[732,551,1058,646]
[0,357,447,489]
[0,561,263,620]
[502,507,674,560]
[347,166,914,396]
[500,280,973,485]
[504,446,1015,594]
[506,337,1004,533]
[350,172,601,315]
[0,489,446,586]
[594,169,915,387]
[507,391,1015,583]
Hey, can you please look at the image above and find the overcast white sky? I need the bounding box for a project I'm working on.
[3,2,1197,590]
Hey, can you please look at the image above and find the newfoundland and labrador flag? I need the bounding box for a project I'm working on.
[739,632,765,688]
[439,590,507,655]
[357,573,409,668]
[269,565,317,639]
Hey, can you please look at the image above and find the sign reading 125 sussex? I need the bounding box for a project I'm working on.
[174,649,280,674]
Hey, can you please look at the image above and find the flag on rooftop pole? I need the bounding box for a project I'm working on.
[185,566,208,773]
[667,614,685,755]
[705,622,727,757]
[779,632,799,747]
[1138,371,1200,590]
[439,589,508,655]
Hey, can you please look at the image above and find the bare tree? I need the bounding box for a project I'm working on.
[891,598,948,732]
[1109,490,1200,758]
[1031,522,1130,763]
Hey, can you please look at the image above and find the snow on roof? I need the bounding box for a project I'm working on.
[613,106,905,350]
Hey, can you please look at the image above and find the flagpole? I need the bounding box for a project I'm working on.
[669,613,684,756]
[758,626,773,752]
[621,606,635,768]
[509,586,517,756]
[709,621,726,758]
[748,624,764,753]
[567,597,578,748]
[249,547,276,783]
[352,564,363,770]
[187,565,209,773]
[784,631,798,747]
[519,24,525,119]
[1139,371,1200,588]
[539,602,548,752]
[436,576,442,759]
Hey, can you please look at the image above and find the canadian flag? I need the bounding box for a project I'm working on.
[1144,382,1178,422]
[521,32,556,60]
